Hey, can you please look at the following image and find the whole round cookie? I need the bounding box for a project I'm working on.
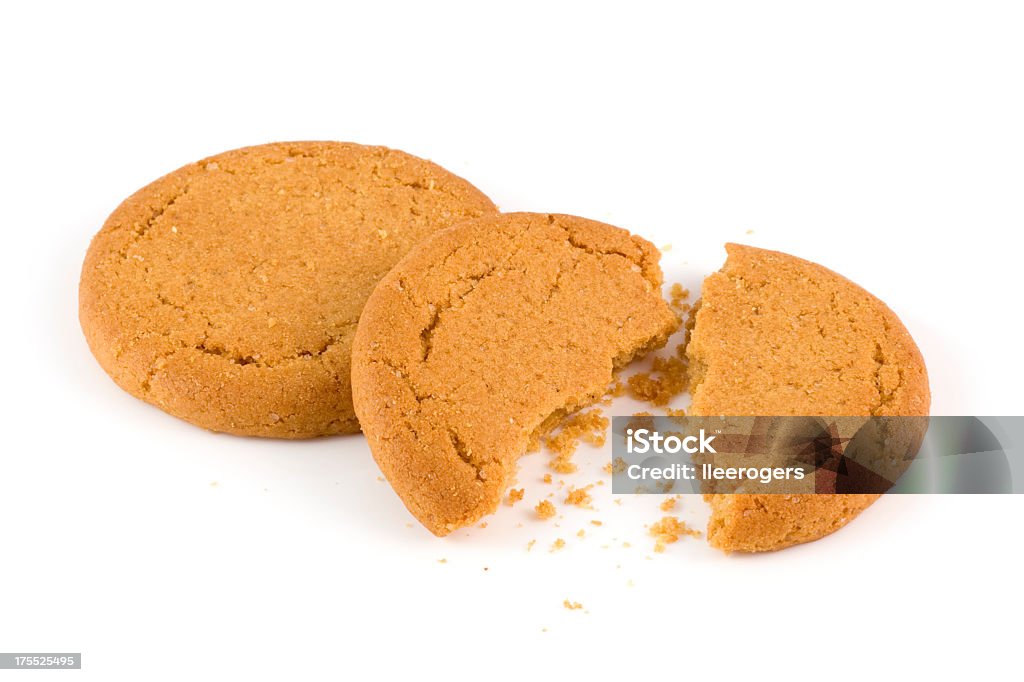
[685,243,930,551]
[80,142,497,438]
[352,213,680,535]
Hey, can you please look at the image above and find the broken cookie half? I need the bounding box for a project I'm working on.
[351,212,680,535]
[686,244,931,552]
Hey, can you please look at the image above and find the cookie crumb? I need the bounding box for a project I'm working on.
[601,377,627,405]
[551,538,566,552]
[565,485,594,508]
[506,488,525,506]
[563,599,583,610]
[669,283,690,309]
[536,500,557,520]
[650,515,701,552]
[627,413,654,433]
[627,353,689,407]
[660,497,677,512]
[543,409,610,473]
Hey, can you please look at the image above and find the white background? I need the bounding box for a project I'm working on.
[2,1,1022,680]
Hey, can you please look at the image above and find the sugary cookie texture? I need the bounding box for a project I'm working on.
[80,141,496,438]
[352,212,680,535]
[686,244,930,551]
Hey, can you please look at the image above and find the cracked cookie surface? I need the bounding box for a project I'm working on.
[79,141,496,437]
[352,213,679,535]
[686,244,930,551]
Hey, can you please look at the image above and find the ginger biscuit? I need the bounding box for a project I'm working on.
[79,141,496,438]
[686,244,930,552]
[351,213,680,535]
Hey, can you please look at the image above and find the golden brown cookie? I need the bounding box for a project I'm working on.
[685,244,930,551]
[352,213,680,535]
[80,142,496,438]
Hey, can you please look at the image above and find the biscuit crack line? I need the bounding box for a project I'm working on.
[413,229,597,363]
[149,285,358,368]
[369,356,493,482]
[416,264,500,362]
[710,270,899,417]
[191,324,355,368]
[549,215,653,276]
[448,428,486,482]
[120,183,192,259]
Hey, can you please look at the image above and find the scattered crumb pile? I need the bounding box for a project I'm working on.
[650,516,701,553]
[543,408,610,473]
[513,284,705,569]
[669,283,690,313]
[623,283,695,408]
[601,377,626,405]
[627,349,689,406]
